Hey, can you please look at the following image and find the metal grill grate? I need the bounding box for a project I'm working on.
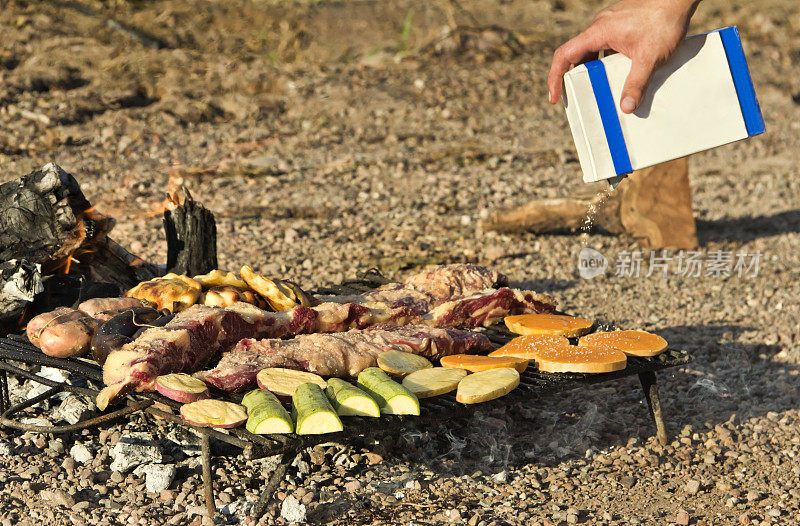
[0,272,692,518]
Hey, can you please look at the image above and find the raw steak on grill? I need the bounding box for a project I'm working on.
[199,324,493,392]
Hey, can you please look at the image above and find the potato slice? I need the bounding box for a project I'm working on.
[536,345,627,373]
[402,367,468,398]
[156,373,209,403]
[125,274,201,313]
[489,334,571,361]
[440,354,528,373]
[201,285,265,309]
[256,368,327,398]
[281,280,317,308]
[180,399,248,429]
[456,368,520,404]
[377,350,433,377]
[578,330,668,357]
[505,314,593,338]
[193,270,249,290]
[241,266,299,311]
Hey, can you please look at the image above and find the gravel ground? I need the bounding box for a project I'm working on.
[0,0,799,524]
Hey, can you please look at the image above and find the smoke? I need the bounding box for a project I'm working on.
[396,411,514,474]
[688,377,730,397]
[469,411,512,468]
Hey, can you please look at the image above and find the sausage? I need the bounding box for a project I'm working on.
[26,308,85,348]
[90,307,161,365]
[78,297,146,318]
[38,315,99,358]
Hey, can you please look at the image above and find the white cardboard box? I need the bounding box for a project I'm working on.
[563,26,765,183]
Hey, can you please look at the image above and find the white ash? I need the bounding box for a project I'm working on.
[109,432,164,473]
[18,416,51,427]
[163,425,202,456]
[53,394,93,425]
[36,367,69,384]
[22,381,65,409]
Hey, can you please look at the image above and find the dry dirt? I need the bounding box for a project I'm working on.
[0,0,799,525]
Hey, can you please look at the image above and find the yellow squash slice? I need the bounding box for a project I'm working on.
[377,350,433,377]
[256,368,327,398]
[402,367,469,398]
[456,368,520,404]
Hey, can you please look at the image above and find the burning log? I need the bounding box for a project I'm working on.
[0,162,161,286]
[0,163,161,327]
[69,236,161,289]
[0,163,108,269]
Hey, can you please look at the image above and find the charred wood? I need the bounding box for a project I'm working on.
[163,190,217,277]
[0,163,109,270]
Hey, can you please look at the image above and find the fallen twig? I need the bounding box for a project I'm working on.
[46,0,168,49]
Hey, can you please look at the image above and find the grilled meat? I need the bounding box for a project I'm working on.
[96,265,555,409]
[199,325,493,392]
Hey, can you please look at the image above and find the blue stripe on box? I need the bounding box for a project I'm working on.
[585,61,633,176]
[718,26,765,136]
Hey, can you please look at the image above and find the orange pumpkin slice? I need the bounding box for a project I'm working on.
[490,334,571,361]
[535,346,627,374]
[578,330,668,357]
[504,314,593,338]
[440,354,528,373]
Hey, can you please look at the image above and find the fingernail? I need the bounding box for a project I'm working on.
[621,96,636,113]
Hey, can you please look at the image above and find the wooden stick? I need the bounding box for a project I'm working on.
[202,435,216,518]
[479,158,696,249]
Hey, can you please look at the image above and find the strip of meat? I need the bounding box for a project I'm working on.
[316,264,507,311]
[199,325,492,391]
[96,302,315,409]
[312,301,422,331]
[403,264,507,299]
[423,288,556,328]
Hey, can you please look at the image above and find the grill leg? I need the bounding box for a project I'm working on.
[251,452,292,519]
[638,370,668,446]
[201,435,215,518]
[0,369,8,414]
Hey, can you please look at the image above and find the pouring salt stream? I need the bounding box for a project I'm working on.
[578,186,615,247]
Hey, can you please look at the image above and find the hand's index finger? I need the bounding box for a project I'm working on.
[547,29,605,104]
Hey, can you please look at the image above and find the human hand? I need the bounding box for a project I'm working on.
[547,0,701,113]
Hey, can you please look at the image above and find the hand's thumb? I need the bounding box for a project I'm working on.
[620,60,655,114]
